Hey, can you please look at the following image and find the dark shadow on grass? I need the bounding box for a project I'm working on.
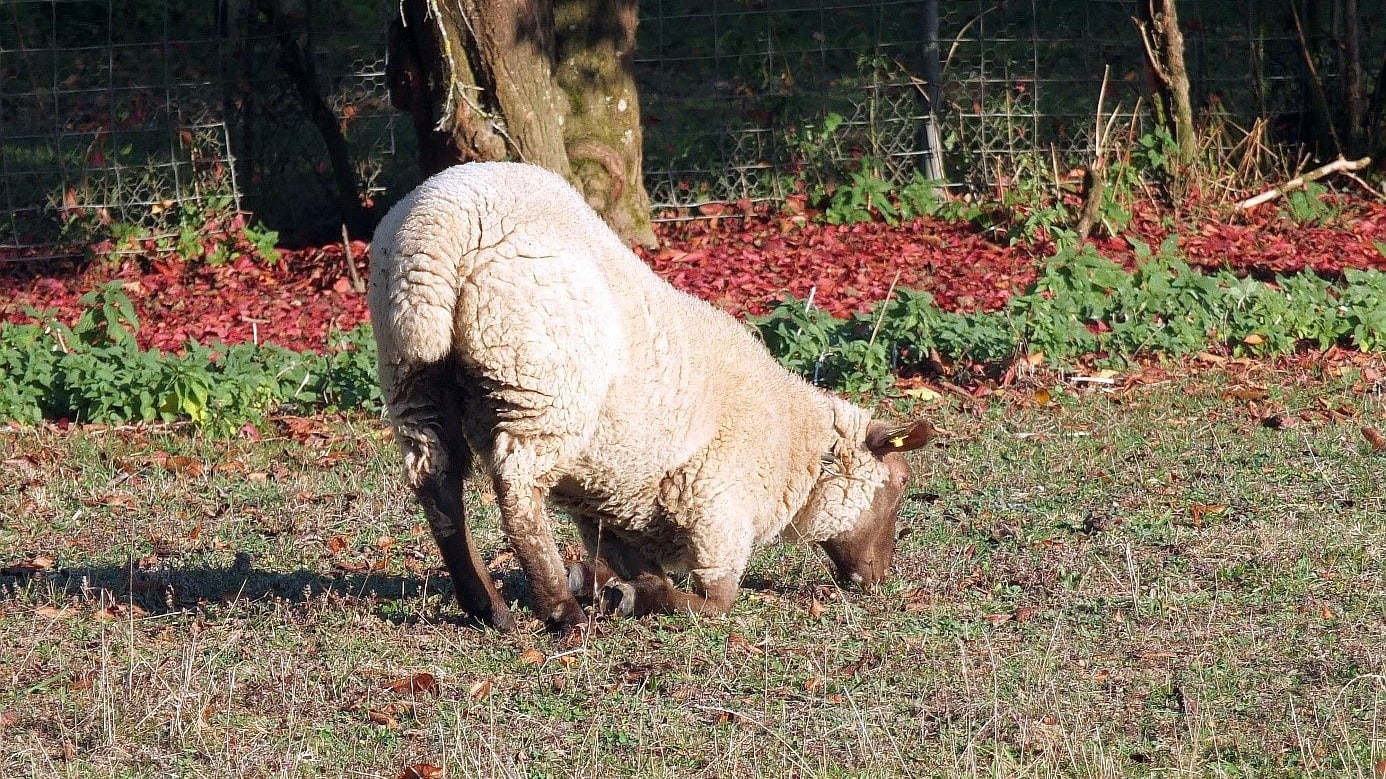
[1,561,533,629]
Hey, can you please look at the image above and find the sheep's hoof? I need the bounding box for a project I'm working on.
[486,604,517,632]
[599,581,637,618]
[567,561,590,599]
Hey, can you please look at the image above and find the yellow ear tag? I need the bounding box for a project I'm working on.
[890,434,907,449]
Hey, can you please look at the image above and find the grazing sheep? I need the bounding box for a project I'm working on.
[369,162,934,633]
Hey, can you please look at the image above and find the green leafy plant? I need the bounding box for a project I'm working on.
[1281,182,1343,226]
[0,285,381,432]
[749,242,1386,392]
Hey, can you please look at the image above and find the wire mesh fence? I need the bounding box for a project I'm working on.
[0,0,401,258]
[1,0,1380,258]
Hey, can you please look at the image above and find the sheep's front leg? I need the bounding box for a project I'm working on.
[493,476,585,632]
[600,529,750,619]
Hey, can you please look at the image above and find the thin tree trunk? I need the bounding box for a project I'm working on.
[1367,53,1386,166]
[257,0,372,237]
[1342,0,1364,153]
[1135,0,1197,165]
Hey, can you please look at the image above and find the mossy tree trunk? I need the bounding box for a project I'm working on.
[387,0,656,247]
[1135,0,1197,165]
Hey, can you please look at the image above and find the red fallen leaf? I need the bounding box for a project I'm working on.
[726,633,765,655]
[327,535,348,554]
[384,672,439,695]
[1363,427,1386,452]
[397,765,445,779]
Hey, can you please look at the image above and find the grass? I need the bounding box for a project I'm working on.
[2,360,1384,778]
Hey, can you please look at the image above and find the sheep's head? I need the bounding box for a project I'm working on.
[817,419,935,590]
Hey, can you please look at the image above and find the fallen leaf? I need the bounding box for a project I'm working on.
[159,454,204,476]
[807,598,826,619]
[1223,385,1268,401]
[486,549,515,570]
[726,633,765,655]
[0,710,18,729]
[1242,333,1264,346]
[1033,388,1052,406]
[517,648,546,665]
[468,679,493,699]
[984,612,1013,625]
[1189,503,1227,526]
[902,386,942,402]
[327,535,348,554]
[1363,426,1386,452]
[368,709,400,729]
[2,555,54,576]
[384,673,439,695]
[397,765,445,779]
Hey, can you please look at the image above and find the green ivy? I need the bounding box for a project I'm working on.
[753,241,1386,392]
[0,287,381,433]
[5,256,1386,430]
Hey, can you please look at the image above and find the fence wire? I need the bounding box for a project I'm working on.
[1,0,1380,257]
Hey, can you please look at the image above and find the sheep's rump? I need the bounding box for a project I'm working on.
[368,163,798,531]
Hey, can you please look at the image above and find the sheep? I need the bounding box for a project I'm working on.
[368,161,935,633]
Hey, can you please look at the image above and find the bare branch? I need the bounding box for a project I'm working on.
[1234,156,1372,211]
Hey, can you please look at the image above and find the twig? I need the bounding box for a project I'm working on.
[342,225,365,293]
[1234,156,1372,210]
[866,269,902,350]
[1341,171,1386,200]
[1132,16,1171,85]
[1075,67,1111,241]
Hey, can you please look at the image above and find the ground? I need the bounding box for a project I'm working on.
[1,366,1383,777]
[1,192,1385,777]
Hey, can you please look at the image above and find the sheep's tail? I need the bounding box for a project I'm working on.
[369,207,473,490]
[385,354,474,491]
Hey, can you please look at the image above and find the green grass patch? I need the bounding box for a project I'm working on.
[1,367,1383,777]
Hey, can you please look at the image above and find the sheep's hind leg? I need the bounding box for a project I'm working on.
[492,468,585,633]
[569,522,745,618]
[392,365,514,631]
[608,571,740,618]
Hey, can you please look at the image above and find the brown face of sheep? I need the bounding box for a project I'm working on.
[819,420,935,590]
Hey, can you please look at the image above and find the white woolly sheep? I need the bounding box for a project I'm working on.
[369,162,934,633]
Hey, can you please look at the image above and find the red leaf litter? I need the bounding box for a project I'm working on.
[2,195,1384,353]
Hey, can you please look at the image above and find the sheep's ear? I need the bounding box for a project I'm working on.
[865,420,936,455]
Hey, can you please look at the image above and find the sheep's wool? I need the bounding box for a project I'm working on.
[369,162,897,591]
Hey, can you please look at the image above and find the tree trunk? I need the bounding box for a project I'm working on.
[1367,53,1386,167]
[1136,0,1197,165]
[1342,0,1364,153]
[387,0,656,247]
